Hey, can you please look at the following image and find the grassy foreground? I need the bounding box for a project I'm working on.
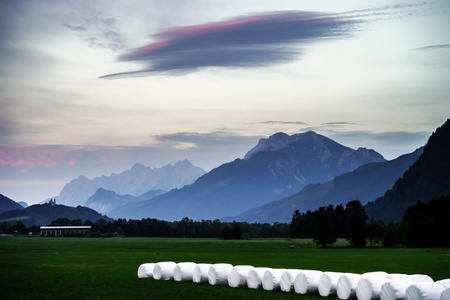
[1,236,449,299]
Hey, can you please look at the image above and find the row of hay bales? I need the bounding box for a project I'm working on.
[138,261,450,300]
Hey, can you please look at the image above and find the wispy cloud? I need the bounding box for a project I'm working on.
[65,16,126,51]
[254,121,308,126]
[0,145,78,168]
[415,44,450,51]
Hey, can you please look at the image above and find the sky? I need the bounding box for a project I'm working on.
[1,0,449,205]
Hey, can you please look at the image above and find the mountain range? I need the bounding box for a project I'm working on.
[3,120,449,225]
[225,147,424,223]
[56,160,205,207]
[109,131,386,221]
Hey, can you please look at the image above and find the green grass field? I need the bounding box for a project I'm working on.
[1,236,449,299]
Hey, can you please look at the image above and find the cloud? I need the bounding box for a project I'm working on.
[0,145,78,168]
[415,44,450,51]
[100,10,363,78]
[321,121,358,127]
[256,121,308,126]
[64,16,126,51]
[100,4,433,79]
[152,131,258,149]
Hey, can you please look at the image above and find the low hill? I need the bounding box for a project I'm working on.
[365,118,450,222]
[85,188,165,215]
[226,147,423,223]
[0,194,24,214]
[0,203,112,227]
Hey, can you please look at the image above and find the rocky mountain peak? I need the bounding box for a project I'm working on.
[244,130,330,160]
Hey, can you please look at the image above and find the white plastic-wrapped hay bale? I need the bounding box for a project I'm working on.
[153,261,177,280]
[356,276,389,300]
[441,287,450,300]
[337,273,363,299]
[294,269,323,294]
[227,265,254,288]
[137,263,156,278]
[437,280,450,288]
[280,269,301,292]
[247,267,271,289]
[409,275,434,283]
[363,271,388,278]
[319,271,345,297]
[173,262,197,282]
[387,274,410,280]
[208,263,233,285]
[193,263,212,283]
[406,282,444,300]
[262,268,286,291]
[380,279,414,300]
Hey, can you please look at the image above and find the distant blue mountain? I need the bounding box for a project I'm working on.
[85,188,165,215]
[112,131,386,221]
[56,160,205,207]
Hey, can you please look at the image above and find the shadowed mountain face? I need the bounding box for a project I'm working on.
[112,131,386,221]
[365,118,450,222]
[84,188,165,215]
[226,147,424,223]
[0,194,24,214]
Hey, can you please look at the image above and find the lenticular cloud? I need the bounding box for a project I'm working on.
[100,4,429,79]
[100,11,362,79]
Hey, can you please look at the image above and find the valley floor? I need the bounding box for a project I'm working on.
[1,236,449,299]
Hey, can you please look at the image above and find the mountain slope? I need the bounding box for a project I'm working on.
[227,147,424,223]
[57,160,205,207]
[0,203,112,227]
[0,194,24,214]
[84,188,165,214]
[112,131,385,221]
[365,119,450,222]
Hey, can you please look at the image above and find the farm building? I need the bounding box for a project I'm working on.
[40,226,91,236]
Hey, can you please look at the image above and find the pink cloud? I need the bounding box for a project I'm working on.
[0,146,77,168]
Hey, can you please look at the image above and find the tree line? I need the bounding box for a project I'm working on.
[289,195,450,248]
[3,195,448,247]
[2,216,289,239]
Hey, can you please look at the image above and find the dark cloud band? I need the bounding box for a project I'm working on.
[100,10,365,79]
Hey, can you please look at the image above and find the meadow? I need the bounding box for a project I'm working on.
[1,236,449,299]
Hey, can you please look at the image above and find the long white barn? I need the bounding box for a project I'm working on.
[40,226,91,236]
